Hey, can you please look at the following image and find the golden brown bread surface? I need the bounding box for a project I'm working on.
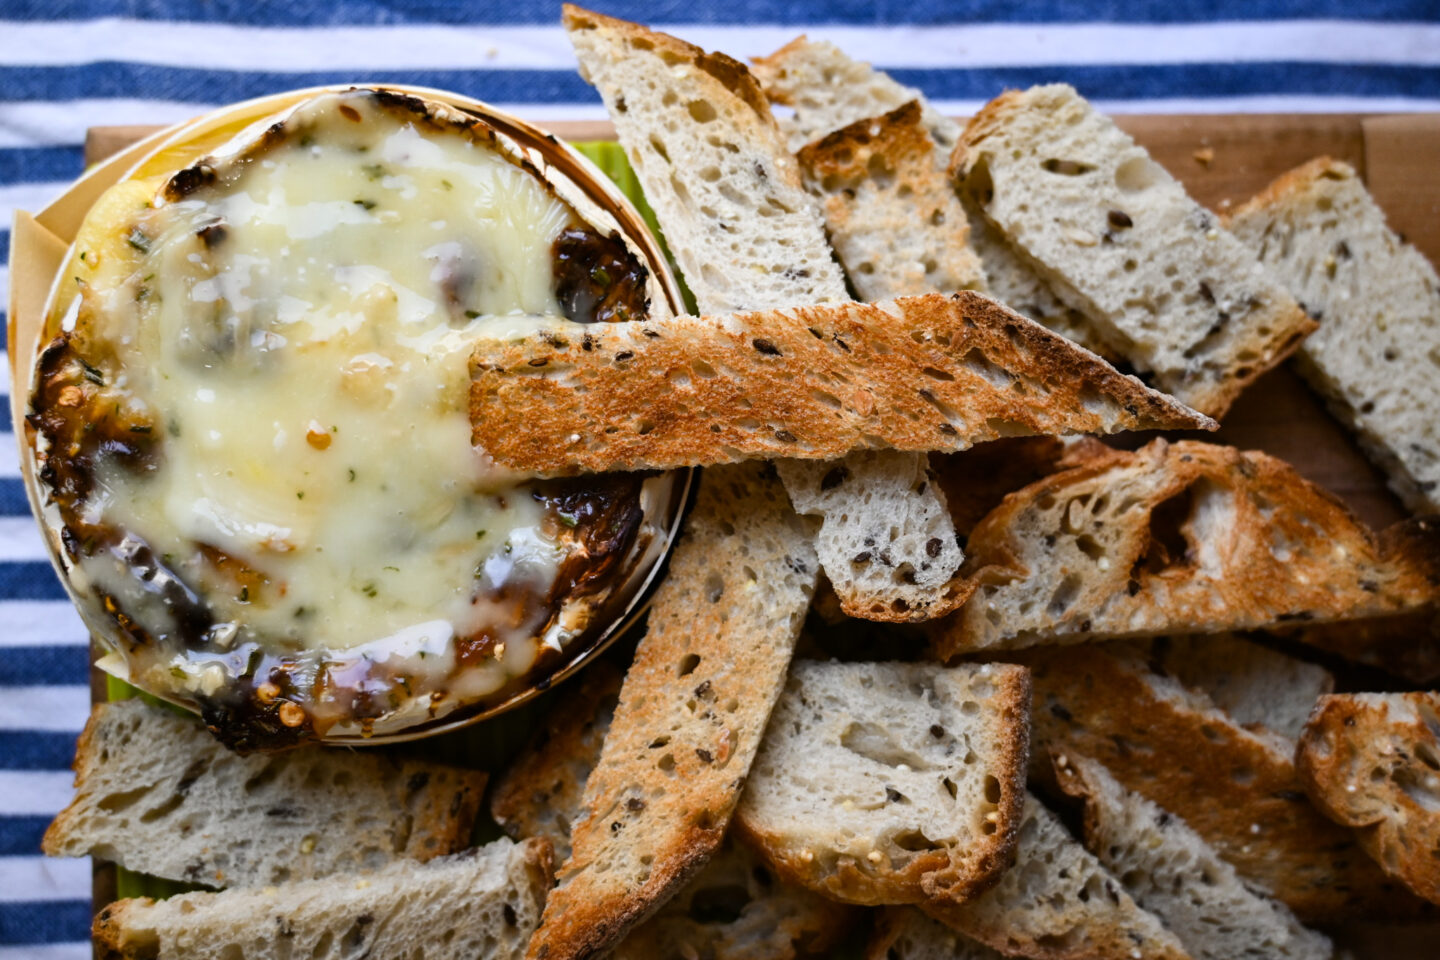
[470,293,1213,477]
[930,436,1119,537]
[932,439,1440,658]
[1014,642,1430,922]
[1297,692,1440,905]
[525,462,820,960]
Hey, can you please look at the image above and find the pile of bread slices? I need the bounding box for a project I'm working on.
[44,6,1440,959]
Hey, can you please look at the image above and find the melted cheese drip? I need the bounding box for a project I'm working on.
[79,94,576,662]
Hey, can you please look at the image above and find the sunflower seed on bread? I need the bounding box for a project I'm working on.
[92,837,551,960]
[1297,691,1440,904]
[1227,157,1440,515]
[525,462,820,960]
[952,83,1317,418]
[1052,750,1332,960]
[795,101,986,301]
[932,439,1440,658]
[43,699,486,889]
[469,294,1213,478]
[921,795,1192,959]
[1017,642,1428,921]
[734,660,1030,906]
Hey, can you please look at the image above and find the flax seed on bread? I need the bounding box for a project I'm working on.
[92,837,551,960]
[734,660,1030,906]
[952,84,1316,418]
[1297,691,1440,904]
[43,700,485,890]
[525,462,820,960]
[932,440,1440,658]
[1226,157,1440,515]
[1052,750,1332,960]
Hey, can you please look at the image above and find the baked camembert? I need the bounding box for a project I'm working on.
[29,89,666,750]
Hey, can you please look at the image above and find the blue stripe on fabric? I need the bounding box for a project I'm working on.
[0,563,67,600]
[0,647,90,687]
[0,147,85,186]
[1,0,1437,25]
[4,62,1439,106]
[0,900,90,945]
[1,229,10,262]
[0,732,79,772]
[0,482,36,518]
[0,817,53,856]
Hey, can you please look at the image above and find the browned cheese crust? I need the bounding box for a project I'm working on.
[525,461,819,960]
[1014,642,1432,922]
[470,293,1213,477]
[932,439,1440,658]
[1297,692,1440,904]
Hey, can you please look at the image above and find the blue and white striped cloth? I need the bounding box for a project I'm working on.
[2,2,1439,954]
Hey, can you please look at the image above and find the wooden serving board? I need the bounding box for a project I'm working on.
[79,114,1440,956]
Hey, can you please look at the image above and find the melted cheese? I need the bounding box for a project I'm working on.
[73,93,578,666]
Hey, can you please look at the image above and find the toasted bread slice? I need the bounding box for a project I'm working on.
[796,102,986,301]
[469,294,1213,478]
[1278,609,1440,685]
[952,84,1316,418]
[1052,750,1332,960]
[922,794,1192,959]
[1150,634,1333,743]
[526,462,820,960]
[1227,158,1440,514]
[1016,642,1426,921]
[866,908,1004,960]
[43,700,485,889]
[490,661,623,864]
[751,36,962,157]
[614,833,856,960]
[1297,692,1440,904]
[92,837,552,960]
[734,660,1029,906]
[932,439,1440,658]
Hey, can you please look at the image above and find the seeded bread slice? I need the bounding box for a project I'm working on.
[1297,692,1440,904]
[42,700,485,889]
[922,794,1192,960]
[932,439,1440,658]
[734,660,1030,906]
[866,908,1004,960]
[526,462,820,960]
[490,661,623,864]
[796,102,986,301]
[1017,642,1426,921]
[952,84,1316,418]
[1150,634,1333,743]
[92,837,551,960]
[1227,158,1440,514]
[470,294,1213,478]
[1052,750,1332,960]
[751,37,962,157]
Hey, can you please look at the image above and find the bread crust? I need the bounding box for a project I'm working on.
[1296,692,1440,904]
[470,293,1213,477]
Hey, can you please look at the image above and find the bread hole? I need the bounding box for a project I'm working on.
[648,135,671,164]
[840,721,930,770]
[983,775,1002,803]
[1115,155,1165,192]
[1075,534,1106,562]
[691,359,718,379]
[960,700,980,717]
[1199,724,1223,744]
[930,208,946,226]
[964,157,995,206]
[893,829,936,852]
[866,152,896,188]
[897,184,914,199]
[98,784,155,813]
[1123,258,1138,273]
[1130,481,1199,582]
[688,884,751,925]
[1047,574,1082,616]
[698,166,722,183]
[658,753,677,775]
[1041,158,1095,176]
[942,777,958,799]
[986,416,1029,438]
[138,791,187,824]
[679,653,701,676]
[923,259,939,275]
[635,419,655,435]
[961,349,1013,389]
[811,388,842,409]
[705,572,724,603]
[687,99,718,123]
[659,49,685,66]
[218,947,244,960]
[1230,765,1254,785]
[340,917,370,953]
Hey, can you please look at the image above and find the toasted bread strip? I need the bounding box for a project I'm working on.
[1052,751,1332,960]
[865,908,1004,960]
[734,660,1030,906]
[922,795,1192,960]
[525,462,820,960]
[931,436,1120,537]
[1227,158,1440,514]
[932,439,1440,658]
[1277,610,1440,685]
[1297,692,1440,905]
[952,84,1316,418]
[1015,642,1428,921]
[93,837,552,960]
[796,102,986,301]
[43,700,486,890]
[469,294,1213,478]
